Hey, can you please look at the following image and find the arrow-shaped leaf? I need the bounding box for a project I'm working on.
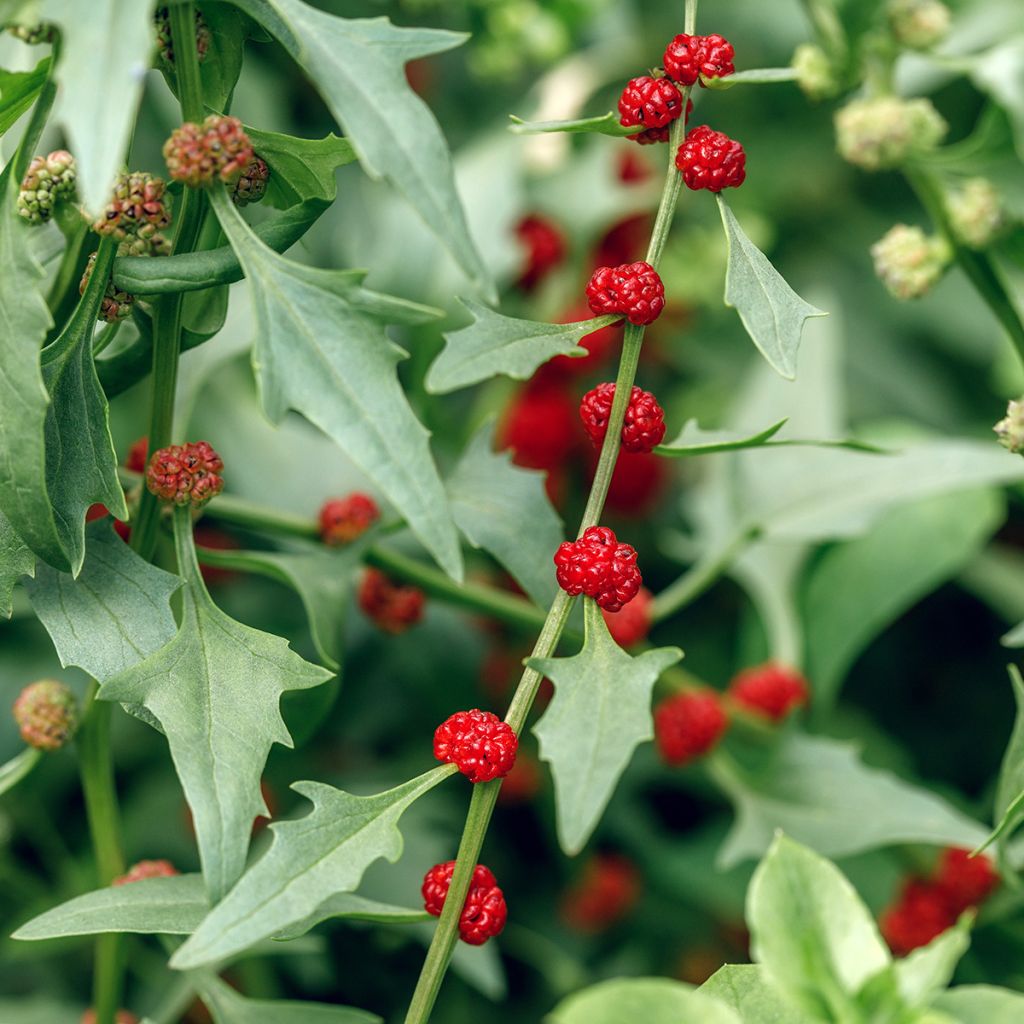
[530,601,682,854]
[170,765,454,969]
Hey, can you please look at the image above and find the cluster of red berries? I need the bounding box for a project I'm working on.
[586,261,665,326]
[164,114,254,187]
[881,847,1000,956]
[653,663,809,766]
[113,859,178,886]
[145,441,224,508]
[560,852,641,933]
[422,861,507,945]
[93,171,173,255]
[580,383,666,453]
[554,526,642,613]
[357,568,425,633]
[434,709,518,783]
[319,493,379,545]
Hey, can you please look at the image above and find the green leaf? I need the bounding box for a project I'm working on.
[12,875,208,939]
[748,834,890,1020]
[37,0,158,215]
[546,978,740,1024]
[711,733,988,868]
[0,747,41,797]
[275,892,431,940]
[244,125,357,209]
[979,666,1024,866]
[170,766,453,969]
[209,188,462,581]
[508,112,634,137]
[894,917,972,1009]
[100,511,332,901]
[232,0,490,294]
[199,977,380,1024]
[530,601,683,855]
[0,58,50,136]
[427,300,618,394]
[802,490,1004,712]
[447,421,563,608]
[25,521,181,681]
[199,4,250,111]
[702,67,800,90]
[656,417,882,457]
[966,39,1024,160]
[934,985,1024,1022]
[716,196,827,379]
[701,965,819,1023]
[0,509,34,617]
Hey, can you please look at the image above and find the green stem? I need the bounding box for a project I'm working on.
[169,3,206,124]
[404,6,698,1020]
[10,46,59,184]
[46,217,90,327]
[77,684,127,1024]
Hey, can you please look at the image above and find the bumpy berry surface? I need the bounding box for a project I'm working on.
[628,99,693,145]
[434,709,518,783]
[553,526,642,612]
[6,22,54,44]
[164,115,254,187]
[232,155,270,207]
[560,853,640,933]
[618,76,684,130]
[499,381,579,471]
[881,878,956,956]
[871,224,950,300]
[663,33,735,85]
[654,691,727,766]
[319,493,379,545]
[80,252,134,323]
[585,261,665,326]
[421,861,507,944]
[145,441,224,508]
[358,568,425,633]
[579,382,666,454]
[676,126,746,192]
[113,859,179,886]
[602,585,653,648]
[153,6,211,67]
[13,680,79,752]
[935,847,999,912]
[17,150,76,224]
[94,172,172,255]
[515,215,566,290]
[728,663,809,721]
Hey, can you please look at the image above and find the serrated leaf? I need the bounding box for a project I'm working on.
[199,977,380,1024]
[748,834,890,1019]
[530,601,682,855]
[231,0,490,294]
[934,985,1024,1022]
[13,875,208,939]
[712,733,988,868]
[0,57,50,136]
[170,766,453,969]
[894,917,972,1009]
[428,300,618,394]
[0,508,34,617]
[802,490,1004,712]
[717,196,826,379]
[546,978,740,1024]
[508,112,634,137]
[276,892,430,940]
[209,189,461,581]
[701,965,819,1023]
[25,520,181,681]
[0,747,41,797]
[37,0,157,215]
[100,511,332,900]
[244,125,356,209]
[447,420,563,607]
[978,666,1024,867]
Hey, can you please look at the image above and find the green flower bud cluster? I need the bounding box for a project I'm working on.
[835,96,946,171]
[93,171,173,255]
[995,398,1024,455]
[17,150,77,225]
[888,0,951,50]
[870,223,951,300]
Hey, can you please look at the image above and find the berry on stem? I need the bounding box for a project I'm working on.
[113,860,179,886]
[627,98,694,145]
[13,680,79,752]
[319,493,379,545]
[618,76,684,130]
[145,441,224,508]
[164,115,254,187]
[93,172,172,255]
[663,33,735,86]
[585,261,665,326]
[231,155,271,207]
[154,5,211,67]
[579,383,666,454]
[421,861,507,945]
[935,847,999,912]
[80,252,134,323]
[17,150,76,224]
[727,663,809,721]
[676,126,746,192]
[358,568,425,633]
[654,691,728,766]
[871,224,950,300]
[602,586,653,648]
[434,709,518,783]
[553,526,642,612]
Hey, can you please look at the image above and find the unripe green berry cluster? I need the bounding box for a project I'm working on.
[231,155,271,207]
[946,178,1007,250]
[80,252,134,323]
[995,399,1024,455]
[834,96,946,171]
[13,680,79,752]
[871,224,950,300]
[153,6,211,68]
[887,0,951,50]
[17,151,77,225]
[93,172,173,255]
[5,21,54,45]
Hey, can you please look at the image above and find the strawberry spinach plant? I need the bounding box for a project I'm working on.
[1,0,1024,1022]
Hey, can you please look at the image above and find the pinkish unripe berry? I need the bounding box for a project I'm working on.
[113,860,179,885]
[80,252,134,323]
[319,494,379,545]
[94,172,172,251]
[145,441,224,508]
[17,150,76,224]
[164,115,254,187]
[13,680,79,751]
[358,568,425,633]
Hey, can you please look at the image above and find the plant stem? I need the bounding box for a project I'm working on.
[404,6,698,1019]
[78,684,126,1024]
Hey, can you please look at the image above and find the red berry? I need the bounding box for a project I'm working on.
[602,586,653,648]
[663,33,735,86]
[145,441,224,508]
[628,98,694,145]
[676,126,746,192]
[113,859,179,886]
[618,76,684,130]
[125,436,149,474]
[319,493,379,545]
[934,847,999,913]
[560,853,641,933]
[579,383,666,454]
[357,568,425,634]
[728,663,809,721]
[86,503,108,522]
[421,861,507,944]
[553,526,642,612]
[499,381,579,471]
[654,691,728,766]
[585,261,665,326]
[880,879,957,957]
[164,114,254,187]
[434,708,518,783]
[515,215,566,291]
